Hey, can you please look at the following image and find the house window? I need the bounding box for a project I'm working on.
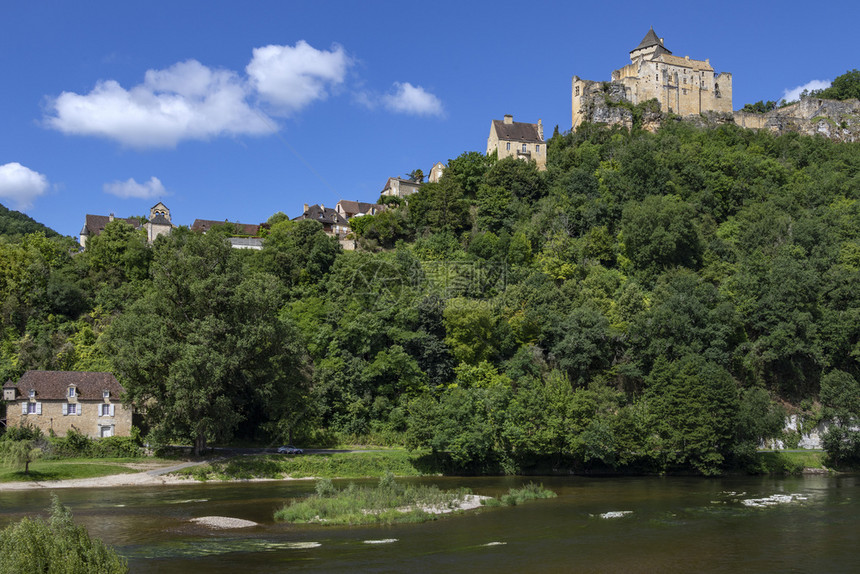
[506,142,510,151]
[522,144,527,153]
[103,390,110,399]
[27,402,37,414]
[29,389,35,398]
[68,404,77,415]
[536,144,541,153]
[101,404,113,416]
[68,387,76,398]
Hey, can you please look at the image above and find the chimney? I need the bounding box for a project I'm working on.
[303,203,308,213]
[504,114,513,124]
[109,213,114,222]
[537,119,544,141]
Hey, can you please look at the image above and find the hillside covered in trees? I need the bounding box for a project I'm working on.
[2,120,859,474]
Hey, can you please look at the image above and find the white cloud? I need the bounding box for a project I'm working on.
[382,82,444,117]
[247,41,350,114]
[103,176,166,199]
[45,60,273,148]
[0,163,49,210]
[782,79,831,103]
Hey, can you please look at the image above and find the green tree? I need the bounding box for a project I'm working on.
[408,180,472,234]
[812,69,860,101]
[483,156,547,201]
[646,355,739,475]
[621,195,702,278]
[259,218,340,289]
[105,230,310,454]
[1,437,42,475]
[741,100,778,113]
[443,151,495,198]
[0,495,127,574]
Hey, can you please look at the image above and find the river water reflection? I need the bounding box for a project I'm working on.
[1,474,858,572]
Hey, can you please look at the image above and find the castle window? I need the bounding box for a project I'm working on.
[536,144,540,153]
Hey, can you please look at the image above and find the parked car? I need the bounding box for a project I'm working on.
[277,445,303,454]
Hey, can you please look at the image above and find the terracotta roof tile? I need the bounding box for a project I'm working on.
[14,371,125,400]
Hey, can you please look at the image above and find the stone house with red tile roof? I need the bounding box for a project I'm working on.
[3,371,132,438]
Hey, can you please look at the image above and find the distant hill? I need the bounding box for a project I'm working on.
[0,202,61,240]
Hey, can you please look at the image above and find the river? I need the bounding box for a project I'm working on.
[1,474,858,572]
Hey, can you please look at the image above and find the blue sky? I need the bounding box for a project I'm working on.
[1,0,857,238]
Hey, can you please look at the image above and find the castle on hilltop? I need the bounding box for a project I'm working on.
[572,28,733,129]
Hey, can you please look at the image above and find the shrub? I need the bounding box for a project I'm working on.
[0,495,127,573]
[1,423,43,443]
[496,483,557,506]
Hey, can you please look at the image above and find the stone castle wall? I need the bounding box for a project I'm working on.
[572,76,860,142]
[735,97,860,142]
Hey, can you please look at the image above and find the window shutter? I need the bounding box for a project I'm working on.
[109,404,115,417]
[22,402,27,415]
[36,402,42,415]
[63,403,68,415]
[77,405,82,416]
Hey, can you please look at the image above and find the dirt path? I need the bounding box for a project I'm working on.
[0,460,209,491]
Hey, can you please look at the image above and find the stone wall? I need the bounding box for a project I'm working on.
[734,97,860,142]
[573,81,859,143]
[7,398,133,438]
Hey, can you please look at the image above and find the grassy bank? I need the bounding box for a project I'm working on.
[0,458,142,482]
[274,474,557,525]
[174,450,429,481]
[750,450,829,475]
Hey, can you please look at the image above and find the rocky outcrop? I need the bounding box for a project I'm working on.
[734,97,860,142]
[576,81,860,142]
[576,80,635,130]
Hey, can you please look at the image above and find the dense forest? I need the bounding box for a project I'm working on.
[2,119,859,474]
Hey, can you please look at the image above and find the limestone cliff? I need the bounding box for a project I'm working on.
[575,79,860,142]
[735,97,860,143]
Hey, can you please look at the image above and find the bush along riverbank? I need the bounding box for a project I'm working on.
[273,473,556,525]
[170,448,836,483]
[173,450,430,481]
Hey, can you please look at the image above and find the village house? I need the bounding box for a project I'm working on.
[79,201,175,248]
[79,203,268,250]
[190,219,265,250]
[572,28,733,129]
[3,371,133,439]
[335,200,386,220]
[486,115,547,170]
[428,161,446,183]
[380,177,422,199]
[293,203,355,249]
